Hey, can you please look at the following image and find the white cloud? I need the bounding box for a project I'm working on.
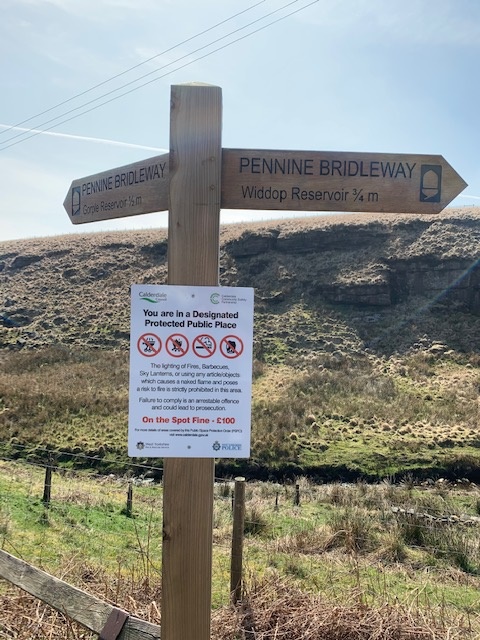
[0,124,167,152]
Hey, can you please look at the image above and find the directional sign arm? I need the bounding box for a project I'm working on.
[64,147,467,222]
[221,148,467,215]
[63,153,169,224]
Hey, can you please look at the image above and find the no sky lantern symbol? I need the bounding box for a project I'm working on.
[220,335,244,359]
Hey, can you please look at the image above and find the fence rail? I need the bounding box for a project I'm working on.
[0,458,248,639]
[0,549,160,639]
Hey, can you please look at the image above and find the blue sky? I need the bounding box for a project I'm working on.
[1,0,478,241]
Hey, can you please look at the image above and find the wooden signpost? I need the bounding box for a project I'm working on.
[162,83,222,640]
[63,83,467,640]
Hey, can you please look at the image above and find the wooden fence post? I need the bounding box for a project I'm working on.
[230,476,246,604]
[295,482,300,507]
[125,481,133,518]
[42,461,52,507]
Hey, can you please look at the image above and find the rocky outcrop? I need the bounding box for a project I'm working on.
[10,254,44,270]
[2,209,480,351]
[224,211,480,311]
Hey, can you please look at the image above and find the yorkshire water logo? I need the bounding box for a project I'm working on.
[71,187,81,216]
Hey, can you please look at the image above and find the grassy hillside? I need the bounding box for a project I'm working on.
[2,209,480,480]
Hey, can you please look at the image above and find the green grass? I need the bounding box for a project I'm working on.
[248,342,480,478]
[3,340,480,481]
[3,461,480,633]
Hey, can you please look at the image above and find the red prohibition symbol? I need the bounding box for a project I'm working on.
[137,333,162,357]
[220,335,244,359]
[193,334,216,358]
[166,333,189,357]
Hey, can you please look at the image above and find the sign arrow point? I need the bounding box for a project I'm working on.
[63,153,169,224]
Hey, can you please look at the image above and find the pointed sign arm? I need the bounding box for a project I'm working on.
[63,152,169,224]
[221,148,467,214]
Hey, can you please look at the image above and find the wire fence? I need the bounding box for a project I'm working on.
[1,451,480,619]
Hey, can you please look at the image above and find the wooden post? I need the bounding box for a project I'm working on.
[42,461,52,507]
[125,481,133,518]
[295,482,300,507]
[162,83,222,640]
[230,477,246,604]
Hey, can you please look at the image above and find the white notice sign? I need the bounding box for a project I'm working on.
[128,285,254,458]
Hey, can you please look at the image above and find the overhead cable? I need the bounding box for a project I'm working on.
[0,0,267,140]
[0,0,319,152]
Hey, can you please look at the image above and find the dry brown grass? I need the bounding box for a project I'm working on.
[1,574,471,640]
[212,576,469,639]
[0,588,95,639]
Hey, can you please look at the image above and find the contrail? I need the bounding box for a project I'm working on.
[458,194,480,200]
[0,124,167,153]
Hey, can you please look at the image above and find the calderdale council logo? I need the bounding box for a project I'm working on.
[139,291,167,303]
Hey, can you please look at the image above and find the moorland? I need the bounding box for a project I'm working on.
[3,208,480,639]
[2,208,480,480]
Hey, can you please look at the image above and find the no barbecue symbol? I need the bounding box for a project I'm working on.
[137,333,162,357]
[220,335,244,359]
